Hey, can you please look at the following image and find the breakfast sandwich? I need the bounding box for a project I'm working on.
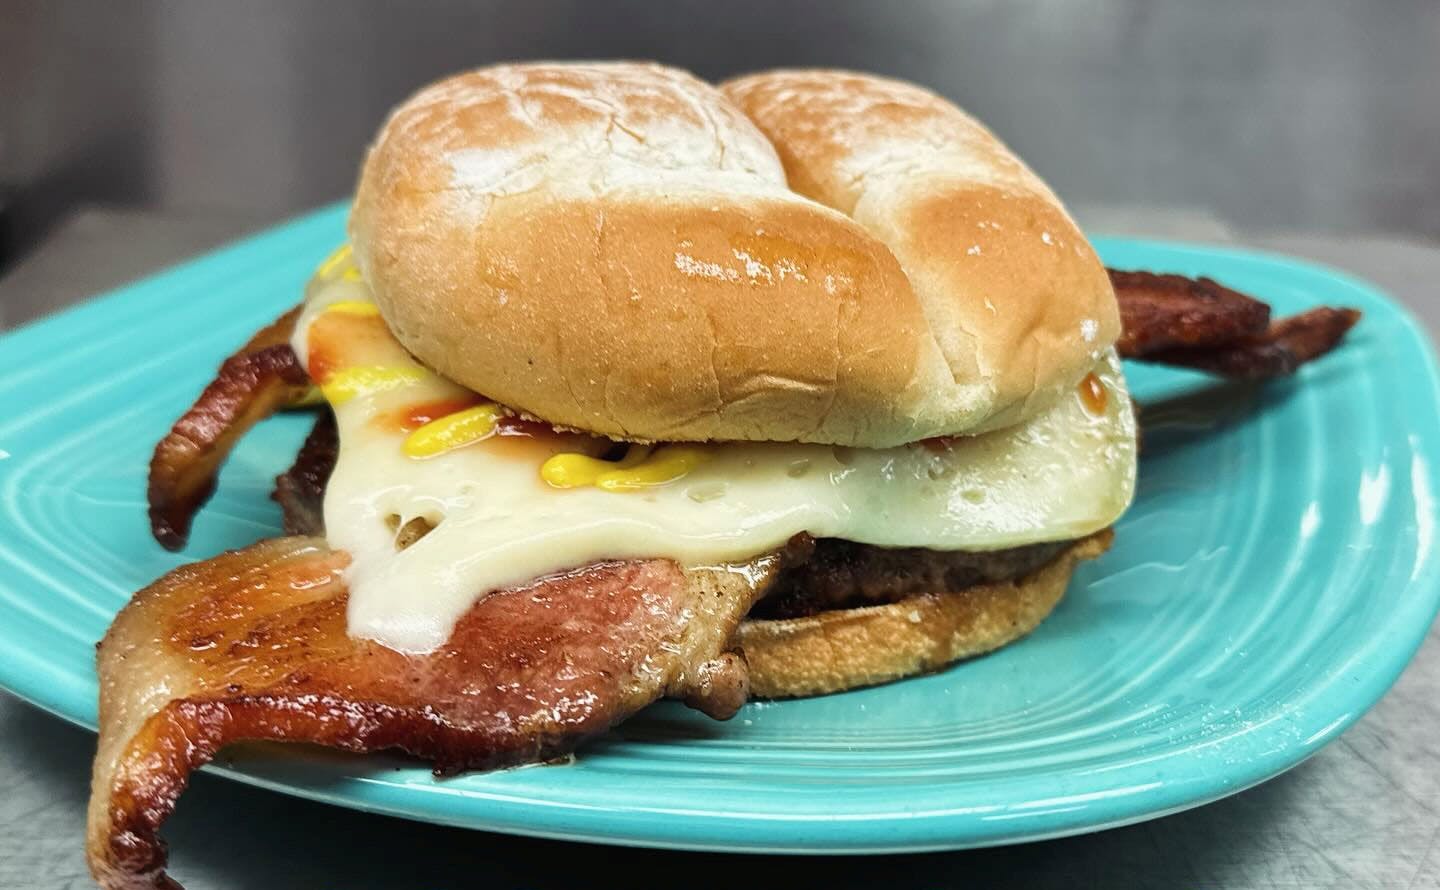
[87,63,1357,890]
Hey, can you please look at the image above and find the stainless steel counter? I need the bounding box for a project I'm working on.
[3,209,1438,889]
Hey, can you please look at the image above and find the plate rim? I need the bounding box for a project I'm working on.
[2,218,1439,853]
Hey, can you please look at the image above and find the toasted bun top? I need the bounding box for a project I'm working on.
[350,62,1118,446]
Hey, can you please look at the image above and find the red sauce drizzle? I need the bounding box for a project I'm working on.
[1078,372,1107,415]
[389,397,485,433]
[306,329,339,382]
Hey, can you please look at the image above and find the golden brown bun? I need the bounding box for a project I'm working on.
[351,62,1118,446]
[721,70,1121,434]
[737,531,1111,698]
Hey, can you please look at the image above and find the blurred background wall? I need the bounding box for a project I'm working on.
[2,0,1438,268]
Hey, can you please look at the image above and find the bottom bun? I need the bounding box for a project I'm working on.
[736,529,1113,698]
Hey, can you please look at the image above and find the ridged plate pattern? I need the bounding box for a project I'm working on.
[1,205,1437,853]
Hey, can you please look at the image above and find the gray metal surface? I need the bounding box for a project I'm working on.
[2,210,1439,888]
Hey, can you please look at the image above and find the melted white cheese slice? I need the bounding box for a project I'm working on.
[294,253,1138,654]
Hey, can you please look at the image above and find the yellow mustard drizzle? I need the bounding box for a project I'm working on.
[316,244,364,282]
[306,270,712,489]
[540,446,651,488]
[310,295,415,405]
[403,404,504,458]
[321,366,426,405]
[324,300,381,317]
[541,445,710,492]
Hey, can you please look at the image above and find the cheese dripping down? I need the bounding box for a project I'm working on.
[294,247,1138,654]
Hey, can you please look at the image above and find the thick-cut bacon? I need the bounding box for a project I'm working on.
[1109,268,1359,378]
[271,411,336,536]
[148,307,311,551]
[1109,269,1272,356]
[1140,306,1362,379]
[88,537,780,889]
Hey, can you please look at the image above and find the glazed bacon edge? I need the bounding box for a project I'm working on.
[1137,306,1362,379]
[147,306,310,551]
[89,537,780,890]
[1108,269,1360,374]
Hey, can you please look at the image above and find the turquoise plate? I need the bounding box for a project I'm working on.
[1,205,1437,853]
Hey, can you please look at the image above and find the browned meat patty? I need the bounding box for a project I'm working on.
[753,537,1072,618]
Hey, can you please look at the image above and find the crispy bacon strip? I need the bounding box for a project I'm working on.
[1109,269,1359,377]
[88,537,779,889]
[1109,269,1271,356]
[271,411,336,536]
[1140,307,1362,379]
[147,307,311,551]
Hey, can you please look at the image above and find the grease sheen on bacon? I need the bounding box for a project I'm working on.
[147,307,310,550]
[88,537,779,890]
[1109,269,1360,376]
